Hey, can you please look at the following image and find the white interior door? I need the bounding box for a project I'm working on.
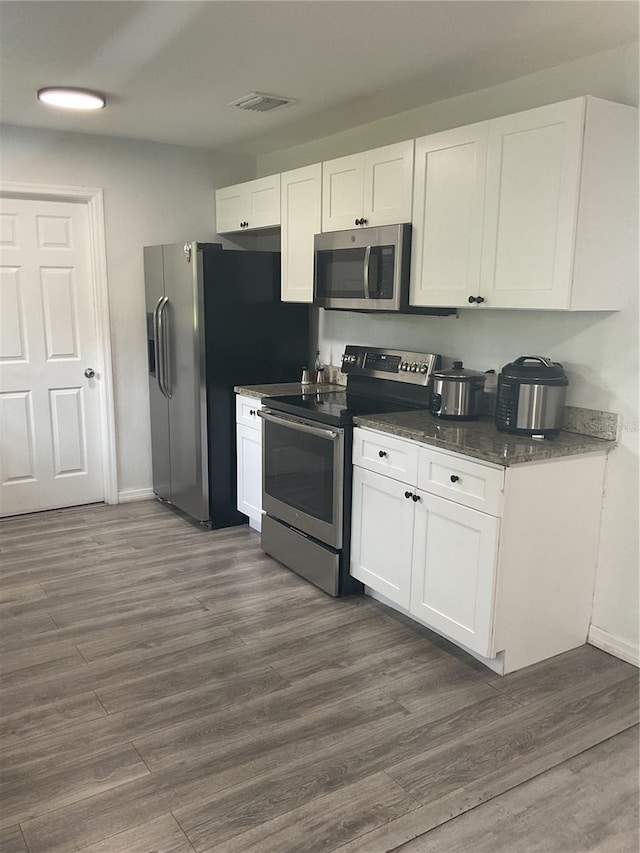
[0,197,104,516]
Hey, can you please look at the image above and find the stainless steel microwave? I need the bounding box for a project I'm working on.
[314,223,412,312]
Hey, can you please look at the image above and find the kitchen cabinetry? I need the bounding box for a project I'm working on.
[235,394,263,531]
[280,163,321,303]
[215,174,281,233]
[350,426,608,673]
[322,140,414,232]
[411,122,488,308]
[410,96,637,311]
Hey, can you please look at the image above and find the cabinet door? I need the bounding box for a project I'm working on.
[246,174,281,230]
[281,164,321,302]
[410,124,488,308]
[410,493,499,656]
[322,153,364,232]
[236,423,263,524]
[350,466,414,609]
[215,183,245,234]
[479,98,585,309]
[363,140,414,227]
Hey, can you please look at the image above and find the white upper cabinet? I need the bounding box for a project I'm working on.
[410,122,489,308]
[215,174,281,233]
[322,140,414,232]
[410,96,637,310]
[280,163,322,303]
[479,98,585,310]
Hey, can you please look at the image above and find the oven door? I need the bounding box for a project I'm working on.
[260,409,345,549]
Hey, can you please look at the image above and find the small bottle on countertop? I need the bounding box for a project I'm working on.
[301,366,311,385]
[313,350,323,383]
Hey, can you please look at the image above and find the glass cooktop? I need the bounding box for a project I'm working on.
[264,390,429,427]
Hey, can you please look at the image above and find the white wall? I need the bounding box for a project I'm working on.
[0,124,254,499]
[257,45,640,658]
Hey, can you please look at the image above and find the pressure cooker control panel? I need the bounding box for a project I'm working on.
[495,381,518,427]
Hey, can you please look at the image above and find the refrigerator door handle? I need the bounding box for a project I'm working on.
[153,297,165,396]
[157,296,171,398]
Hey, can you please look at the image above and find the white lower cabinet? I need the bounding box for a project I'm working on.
[351,427,608,674]
[351,465,499,657]
[235,395,263,531]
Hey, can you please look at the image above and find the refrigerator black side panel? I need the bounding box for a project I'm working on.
[203,248,310,528]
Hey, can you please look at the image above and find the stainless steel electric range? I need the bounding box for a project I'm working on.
[259,345,441,596]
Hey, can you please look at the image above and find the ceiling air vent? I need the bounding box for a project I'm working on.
[227,92,298,113]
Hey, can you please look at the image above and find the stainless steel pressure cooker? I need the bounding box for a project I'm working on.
[430,361,485,421]
[495,356,568,438]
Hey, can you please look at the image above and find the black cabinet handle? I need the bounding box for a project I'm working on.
[404,491,413,499]
[450,474,459,483]
[468,295,486,304]
[412,494,421,502]
[249,409,256,416]
[361,218,368,226]
[355,218,360,226]
[378,450,387,458]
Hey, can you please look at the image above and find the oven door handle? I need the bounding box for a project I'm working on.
[259,409,340,440]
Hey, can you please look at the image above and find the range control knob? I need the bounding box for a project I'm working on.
[410,362,418,373]
[400,361,408,371]
[419,363,428,374]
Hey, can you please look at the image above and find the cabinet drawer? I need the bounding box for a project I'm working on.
[235,395,263,430]
[353,428,419,484]
[417,447,503,515]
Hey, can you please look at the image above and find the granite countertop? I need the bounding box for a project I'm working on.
[353,411,614,467]
[234,382,341,399]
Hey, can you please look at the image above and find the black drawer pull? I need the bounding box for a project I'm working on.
[450,474,460,483]
[412,494,421,502]
[378,450,387,458]
[404,491,413,499]
[249,409,256,416]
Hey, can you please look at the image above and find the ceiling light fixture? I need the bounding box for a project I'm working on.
[37,87,106,111]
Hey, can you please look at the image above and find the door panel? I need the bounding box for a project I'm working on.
[411,123,488,307]
[410,493,499,656]
[144,245,171,501]
[350,467,413,609]
[480,99,585,308]
[163,243,208,522]
[0,197,103,516]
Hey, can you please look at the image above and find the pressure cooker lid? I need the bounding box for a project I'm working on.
[501,355,568,384]
[432,360,485,382]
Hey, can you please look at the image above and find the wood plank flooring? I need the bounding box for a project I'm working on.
[1,500,637,853]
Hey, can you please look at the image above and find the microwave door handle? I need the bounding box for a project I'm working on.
[363,246,371,299]
[259,409,339,440]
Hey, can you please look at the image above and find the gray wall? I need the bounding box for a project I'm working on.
[0,124,254,498]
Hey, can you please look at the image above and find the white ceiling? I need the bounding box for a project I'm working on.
[0,1,637,156]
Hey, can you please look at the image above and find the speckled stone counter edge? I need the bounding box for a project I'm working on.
[352,412,614,468]
[234,382,341,399]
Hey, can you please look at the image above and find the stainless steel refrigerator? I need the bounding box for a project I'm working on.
[144,241,309,527]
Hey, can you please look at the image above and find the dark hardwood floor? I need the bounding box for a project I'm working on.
[0,500,637,853]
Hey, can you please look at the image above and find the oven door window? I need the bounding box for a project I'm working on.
[264,420,338,524]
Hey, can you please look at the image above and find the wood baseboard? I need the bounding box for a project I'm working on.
[117,487,155,503]
[589,625,640,667]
